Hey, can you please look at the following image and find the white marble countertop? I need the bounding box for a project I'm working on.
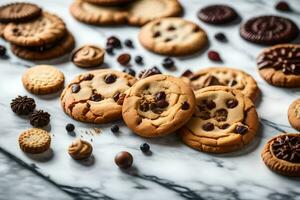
[1,0,300,199]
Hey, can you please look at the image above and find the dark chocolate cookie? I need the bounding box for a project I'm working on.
[240,15,299,45]
[197,5,238,24]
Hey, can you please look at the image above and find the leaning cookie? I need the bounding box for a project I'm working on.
[288,99,300,131]
[257,44,300,87]
[61,69,137,123]
[139,17,207,56]
[178,86,259,153]
[261,133,300,177]
[187,67,259,101]
[122,74,196,137]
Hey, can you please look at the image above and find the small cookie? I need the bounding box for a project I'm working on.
[61,69,137,123]
[127,0,183,26]
[197,4,238,24]
[70,0,128,25]
[261,133,300,177]
[122,74,196,137]
[19,128,51,154]
[187,67,259,101]
[179,86,259,153]
[240,15,299,45]
[71,45,105,68]
[84,0,133,6]
[0,2,42,23]
[68,138,93,160]
[257,44,300,87]
[4,12,66,46]
[139,17,207,56]
[288,99,300,131]
[22,65,65,95]
[11,31,75,60]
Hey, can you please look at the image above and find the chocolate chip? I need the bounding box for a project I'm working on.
[71,84,80,93]
[214,32,227,42]
[155,92,166,101]
[162,57,175,69]
[153,32,161,38]
[104,74,117,84]
[123,68,136,77]
[106,45,114,55]
[226,99,238,109]
[214,109,228,122]
[113,92,120,102]
[181,102,190,110]
[140,143,150,153]
[208,50,222,62]
[235,125,248,135]
[111,125,119,133]
[228,79,238,87]
[124,39,134,48]
[107,36,121,49]
[199,111,211,120]
[275,1,291,11]
[203,76,221,87]
[167,26,176,31]
[117,93,126,105]
[114,151,133,169]
[202,122,214,131]
[156,100,169,108]
[140,102,149,112]
[117,53,131,66]
[66,123,75,132]
[138,67,161,79]
[204,100,216,110]
[0,45,6,57]
[90,93,102,102]
[219,123,229,129]
[135,56,143,65]
[82,74,94,81]
[164,38,172,42]
[181,70,193,78]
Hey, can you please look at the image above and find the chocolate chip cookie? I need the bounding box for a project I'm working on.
[288,99,300,131]
[122,74,196,137]
[139,17,207,56]
[186,67,259,101]
[261,133,300,177]
[61,69,137,123]
[179,86,259,153]
[197,4,238,24]
[257,44,300,87]
[240,15,299,45]
[71,45,105,68]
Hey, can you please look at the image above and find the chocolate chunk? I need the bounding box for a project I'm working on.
[114,151,133,169]
[10,96,36,115]
[275,1,291,11]
[181,102,190,110]
[117,53,131,66]
[123,68,136,77]
[181,70,194,78]
[203,75,221,87]
[156,100,169,108]
[272,135,300,163]
[135,56,143,65]
[124,39,134,48]
[71,84,80,93]
[214,32,227,42]
[199,111,211,120]
[202,122,214,131]
[205,100,216,110]
[162,57,175,69]
[153,32,161,38]
[138,67,161,79]
[104,74,117,84]
[106,36,121,49]
[117,93,126,105]
[167,26,176,31]
[198,5,238,24]
[155,91,166,101]
[90,93,102,102]
[234,125,248,135]
[228,79,238,87]
[219,123,230,129]
[30,110,50,127]
[140,102,149,112]
[226,99,238,108]
[164,38,172,42]
[82,74,94,81]
[214,108,228,122]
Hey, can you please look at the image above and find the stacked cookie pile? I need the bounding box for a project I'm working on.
[0,2,75,60]
[70,0,183,26]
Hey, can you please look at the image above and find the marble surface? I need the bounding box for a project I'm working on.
[1,0,300,199]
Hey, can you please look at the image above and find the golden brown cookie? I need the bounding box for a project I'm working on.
[19,128,51,154]
[11,31,75,60]
[70,0,128,25]
[187,67,259,101]
[0,23,6,38]
[122,74,196,137]
[261,133,300,177]
[68,138,93,160]
[84,0,133,6]
[61,69,137,123]
[288,99,300,131]
[127,0,183,26]
[71,45,105,68]
[139,17,207,56]
[22,65,65,95]
[257,44,300,87]
[178,86,259,153]
[0,2,42,23]
[4,12,66,46]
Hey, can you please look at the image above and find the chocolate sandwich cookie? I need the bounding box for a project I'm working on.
[0,2,41,23]
[261,133,300,177]
[71,45,105,68]
[197,4,238,24]
[288,99,300,131]
[122,74,196,137]
[179,86,259,153]
[187,67,259,101]
[61,69,137,123]
[257,44,300,87]
[84,0,133,6]
[240,15,299,45]
[11,31,75,60]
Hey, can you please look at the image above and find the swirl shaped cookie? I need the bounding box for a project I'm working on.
[186,67,259,101]
[61,69,137,123]
[68,139,93,160]
[261,133,300,177]
[71,45,105,68]
[122,74,196,137]
[139,17,207,56]
[179,86,259,153]
[288,99,300,131]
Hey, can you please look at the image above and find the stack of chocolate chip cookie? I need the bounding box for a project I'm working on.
[0,2,75,60]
